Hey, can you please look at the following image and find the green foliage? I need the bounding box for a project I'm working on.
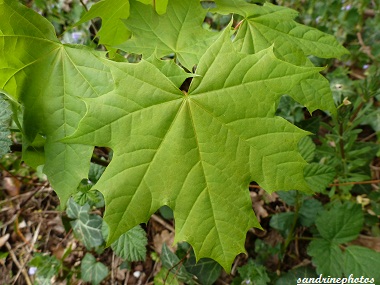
[308,202,380,279]
[76,0,131,47]
[0,0,350,272]
[81,253,109,285]
[111,225,147,262]
[314,202,363,243]
[0,95,12,157]
[232,259,270,285]
[66,199,104,249]
[118,0,218,69]
[270,191,323,237]
[343,246,380,280]
[275,267,317,285]
[185,251,222,285]
[29,254,61,285]
[160,243,194,283]
[63,24,330,270]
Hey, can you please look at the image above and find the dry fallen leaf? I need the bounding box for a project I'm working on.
[351,234,380,252]
[3,176,21,197]
[0,233,10,247]
[153,230,176,254]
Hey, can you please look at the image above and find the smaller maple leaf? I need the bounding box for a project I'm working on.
[118,0,219,70]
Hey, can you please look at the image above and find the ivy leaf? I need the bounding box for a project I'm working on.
[66,199,104,249]
[344,246,380,281]
[308,239,344,276]
[111,225,147,262]
[0,96,12,158]
[161,244,194,283]
[0,0,116,204]
[65,27,325,271]
[154,267,180,285]
[275,266,317,285]
[81,253,109,285]
[118,0,219,69]
[185,250,222,285]
[76,0,131,47]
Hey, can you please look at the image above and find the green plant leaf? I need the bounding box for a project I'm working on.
[111,225,147,262]
[315,202,363,243]
[0,96,12,158]
[217,1,344,116]
[81,253,109,285]
[118,0,219,69]
[344,246,380,281]
[154,267,180,285]
[64,26,327,271]
[146,56,194,88]
[304,163,336,192]
[307,239,344,276]
[137,0,169,15]
[298,198,323,227]
[66,199,104,249]
[0,0,117,205]
[215,1,349,58]
[185,250,222,285]
[298,136,316,163]
[1,0,344,273]
[29,253,61,285]
[275,266,317,285]
[276,190,298,206]
[76,0,131,47]
[72,180,104,207]
[235,259,270,285]
[270,212,295,236]
[161,244,194,283]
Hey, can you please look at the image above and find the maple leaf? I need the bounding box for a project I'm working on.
[214,0,349,116]
[0,0,116,204]
[76,0,170,48]
[65,28,324,271]
[215,0,349,58]
[137,0,169,15]
[118,0,219,69]
[76,0,131,47]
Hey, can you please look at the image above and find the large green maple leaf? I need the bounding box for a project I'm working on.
[0,0,115,204]
[118,0,219,69]
[65,27,323,271]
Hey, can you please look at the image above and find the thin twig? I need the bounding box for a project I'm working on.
[357,32,375,60]
[5,242,32,285]
[78,0,99,35]
[329,179,380,187]
[151,214,175,232]
[164,247,191,284]
[231,255,241,276]
[111,253,115,284]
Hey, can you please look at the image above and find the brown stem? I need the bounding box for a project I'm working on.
[329,179,380,187]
